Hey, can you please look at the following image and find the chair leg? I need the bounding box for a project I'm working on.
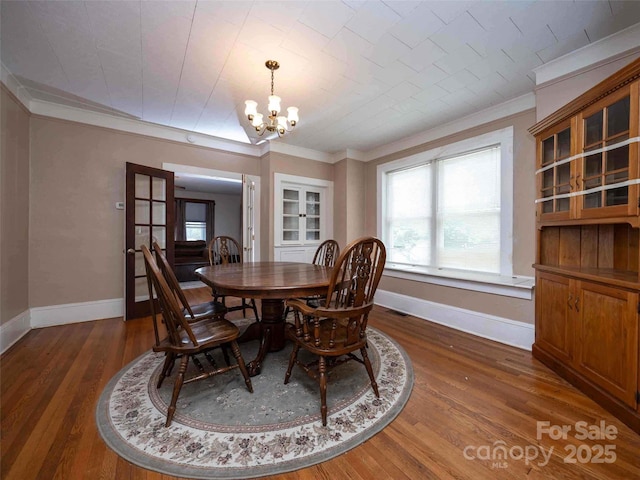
[166,354,189,427]
[319,356,328,426]
[284,344,300,384]
[251,299,260,320]
[229,340,253,393]
[157,353,175,388]
[361,347,379,397]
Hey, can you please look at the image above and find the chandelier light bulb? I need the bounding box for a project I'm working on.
[251,113,263,128]
[268,95,281,115]
[244,100,258,118]
[287,106,299,125]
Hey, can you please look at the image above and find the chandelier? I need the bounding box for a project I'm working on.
[244,60,298,137]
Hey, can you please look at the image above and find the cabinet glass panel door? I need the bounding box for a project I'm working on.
[539,126,572,216]
[581,95,630,211]
[305,191,321,241]
[282,188,300,241]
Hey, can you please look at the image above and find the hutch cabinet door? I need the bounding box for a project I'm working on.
[535,272,574,363]
[536,121,576,222]
[575,85,639,220]
[576,281,638,408]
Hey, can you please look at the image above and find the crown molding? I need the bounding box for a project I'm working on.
[28,98,265,156]
[533,22,640,86]
[1,62,33,109]
[266,140,334,163]
[363,93,535,162]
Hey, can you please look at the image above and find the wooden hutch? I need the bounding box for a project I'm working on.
[529,58,640,433]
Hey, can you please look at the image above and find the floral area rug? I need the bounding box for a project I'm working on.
[96,328,413,479]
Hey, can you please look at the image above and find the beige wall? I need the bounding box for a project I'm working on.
[364,110,537,324]
[1,87,30,325]
[333,158,366,249]
[28,117,260,308]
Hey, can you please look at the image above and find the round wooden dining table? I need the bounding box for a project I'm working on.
[195,262,332,376]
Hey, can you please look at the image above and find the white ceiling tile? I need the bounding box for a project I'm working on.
[194,1,252,25]
[536,31,590,63]
[467,1,533,31]
[547,0,612,41]
[428,1,475,25]
[27,0,89,26]
[367,33,412,68]
[85,1,141,59]
[515,26,557,54]
[239,17,288,53]
[467,18,522,58]
[345,0,401,44]
[372,59,417,86]
[435,69,479,93]
[466,51,514,79]
[323,28,374,63]
[1,2,70,92]
[388,3,445,48]
[429,12,487,54]
[411,84,450,104]
[399,39,447,73]
[381,1,422,18]
[434,45,482,75]
[407,64,449,89]
[509,1,572,36]
[342,56,381,84]
[298,1,355,38]
[143,85,175,126]
[586,8,640,42]
[465,71,508,94]
[385,81,422,101]
[249,0,307,33]
[281,22,331,60]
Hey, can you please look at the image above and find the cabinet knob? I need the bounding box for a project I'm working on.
[575,297,580,312]
[567,293,573,310]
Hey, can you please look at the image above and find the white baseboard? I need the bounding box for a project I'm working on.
[1,310,31,354]
[375,289,534,351]
[30,298,124,329]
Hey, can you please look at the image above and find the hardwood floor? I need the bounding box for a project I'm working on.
[2,287,639,479]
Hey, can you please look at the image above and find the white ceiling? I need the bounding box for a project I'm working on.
[2,1,640,155]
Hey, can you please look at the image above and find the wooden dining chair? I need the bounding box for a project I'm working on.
[283,236,386,426]
[283,239,340,320]
[208,236,260,320]
[150,241,235,367]
[141,245,253,427]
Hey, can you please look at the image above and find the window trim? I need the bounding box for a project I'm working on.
[376,127,530,297]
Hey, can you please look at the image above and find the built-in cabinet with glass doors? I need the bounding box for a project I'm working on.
[274,174,333,263]
[530,58,640,433]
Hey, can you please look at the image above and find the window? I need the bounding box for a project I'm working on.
[378,127,515,287]
[185,221,206,241]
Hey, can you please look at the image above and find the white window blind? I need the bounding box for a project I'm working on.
[378,127,513,281]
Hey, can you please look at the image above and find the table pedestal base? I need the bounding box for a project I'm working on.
[238,298,286,376]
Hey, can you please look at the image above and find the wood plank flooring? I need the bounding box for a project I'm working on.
[2,287,639,479]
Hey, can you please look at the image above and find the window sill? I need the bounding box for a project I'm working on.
[383,264,535,300]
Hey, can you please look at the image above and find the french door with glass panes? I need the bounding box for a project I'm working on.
[125,163,174,320]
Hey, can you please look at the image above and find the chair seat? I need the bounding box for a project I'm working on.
[183,300,227,322]
[154,319,240,353]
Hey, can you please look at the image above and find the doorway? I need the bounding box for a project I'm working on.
[163,163,261,268]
